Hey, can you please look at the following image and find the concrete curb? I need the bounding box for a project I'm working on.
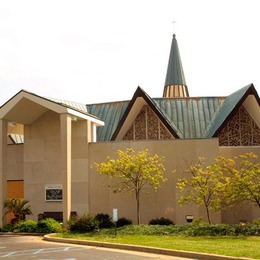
[43,234,254,260]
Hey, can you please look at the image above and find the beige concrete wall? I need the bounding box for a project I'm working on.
[23,111,91,220]
[23,111,62,218]
[0,119,8,226]
[71,120,90,216]
[219,146,260,224]
[88,138,221,224]
[7,145,24,180]
[5,109,259,225]
[219,146,260,159]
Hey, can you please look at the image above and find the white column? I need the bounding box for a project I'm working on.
[0,119,7,226]
[60,114,72,223]
[92,123,97,142]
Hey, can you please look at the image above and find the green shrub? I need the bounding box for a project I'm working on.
[174,223,260,236]
[95,213,114,229]
[2,223,14,232]
[117,224,171,235]
[149,217,174,225]
[14,219,37,232]
[113,223,260,236]
[36,218,62,233]
[252,218,260,225]
[69,214,98,233]
[116,217,132,227]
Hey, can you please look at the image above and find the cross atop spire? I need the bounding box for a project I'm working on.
[172,20,176,34]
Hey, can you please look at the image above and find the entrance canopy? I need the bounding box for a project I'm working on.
[0,90,104,126]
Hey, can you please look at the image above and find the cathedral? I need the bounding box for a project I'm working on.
[0,33,259,225]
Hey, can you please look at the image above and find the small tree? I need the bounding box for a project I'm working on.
[218,152,260,209]
[176,153,260,224]
[96,148,166,224]
[176,157,228,224]
[3,199,32,224]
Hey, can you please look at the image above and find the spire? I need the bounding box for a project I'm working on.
[163,34,189,98]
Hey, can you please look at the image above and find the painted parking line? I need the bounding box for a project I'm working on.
[1,251,16,257]
[33,248,44,254]
[37,259,76,260]
[0,246,85,258]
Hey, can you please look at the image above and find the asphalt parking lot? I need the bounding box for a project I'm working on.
[0,234,193,260]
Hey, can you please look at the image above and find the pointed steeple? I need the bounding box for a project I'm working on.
[163,34,189,98]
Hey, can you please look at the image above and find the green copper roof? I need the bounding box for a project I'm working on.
[86,101,129,141]
[205,84,257,137]
[88,95,224,140]
[86,85,259,141]
[154,97,225,138]
[164,34,187,88]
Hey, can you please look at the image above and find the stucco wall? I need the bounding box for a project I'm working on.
[88,138,221,224]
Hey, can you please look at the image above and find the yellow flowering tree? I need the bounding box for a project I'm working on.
[176,157,228,224]
[218,152,260,209]
[176,152,260,224]
[95,148,167,224]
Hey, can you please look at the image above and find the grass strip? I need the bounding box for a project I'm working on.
[55,233,260,259]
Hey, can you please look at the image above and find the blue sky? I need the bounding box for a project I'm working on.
[0,0,259,106]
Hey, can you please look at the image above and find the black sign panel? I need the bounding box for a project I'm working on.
[45,188,62,201]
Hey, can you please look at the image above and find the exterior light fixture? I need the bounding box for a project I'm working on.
[185,215,194,223]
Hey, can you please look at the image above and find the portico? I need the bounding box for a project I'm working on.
[0,90,104,226]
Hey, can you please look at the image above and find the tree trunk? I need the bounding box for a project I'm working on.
[204,196,211,224]
[136,190,140,224]
[205,205,211,224]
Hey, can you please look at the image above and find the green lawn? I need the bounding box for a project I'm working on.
[55,233,260,259]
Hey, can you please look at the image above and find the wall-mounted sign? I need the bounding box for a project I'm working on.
[45,184,62,201]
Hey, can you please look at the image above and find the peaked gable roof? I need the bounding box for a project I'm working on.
[86,84,260,141]
[6,84,258,142]
[0,90,104,126]
[205,84,260,137]
[111,87,181,140]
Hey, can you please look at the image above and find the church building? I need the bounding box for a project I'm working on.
[0,33,259,225]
